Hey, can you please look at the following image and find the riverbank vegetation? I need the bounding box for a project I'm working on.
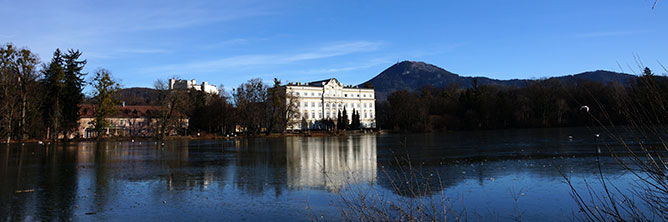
[376,67,668,132]
[0,42,360,142]
[3,41,667,143]
[558,66,668,221]
[0,44,87,142]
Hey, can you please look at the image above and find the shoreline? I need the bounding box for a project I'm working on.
[2,130,383,144]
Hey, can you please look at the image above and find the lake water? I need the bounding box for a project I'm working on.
[0,127,652,221]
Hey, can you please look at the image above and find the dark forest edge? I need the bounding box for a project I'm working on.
[376,67,668,132]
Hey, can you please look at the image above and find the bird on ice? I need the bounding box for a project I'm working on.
[580,105,589,112]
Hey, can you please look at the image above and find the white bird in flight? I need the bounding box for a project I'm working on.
[580,105,589,112]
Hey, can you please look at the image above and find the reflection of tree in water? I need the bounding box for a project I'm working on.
[92,142,113,213]
[233,138,288,196]
[372,131,631,197]
[35,144,79,221]
[0,143,79,221]
[376,154,628,197]
[0,144,30,220]
[81,140,231,209]
[156,141,230,192]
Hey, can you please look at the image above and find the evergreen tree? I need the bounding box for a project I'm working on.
[41,49,66,139]
[91,69,120,139]
[61,49,86,137]
[187,88,208,133]
[351,109,360,130]
[337,110,342,130]
[342,107,348,130]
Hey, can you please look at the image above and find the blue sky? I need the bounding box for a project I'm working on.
[1,0,666,94]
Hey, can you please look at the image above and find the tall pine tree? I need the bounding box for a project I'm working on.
[351,109,360,130]
[62,49,86,138]
[337,110,342,130]
[342,107,348,130]
[41,49,65,139]
[40,49,86,139]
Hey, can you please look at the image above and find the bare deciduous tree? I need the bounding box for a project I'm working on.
[233,78,267,135]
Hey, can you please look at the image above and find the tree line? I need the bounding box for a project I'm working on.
[153,77,300,137]
[5,41,665,141]
[376,68,668,132]
[153,76,373,137]
[0,43,317,141]
[0,43,126,142]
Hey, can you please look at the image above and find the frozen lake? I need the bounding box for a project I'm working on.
[0,127,652,221]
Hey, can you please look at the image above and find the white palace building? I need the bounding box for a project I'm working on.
[282,78,376,130]
[168,78,219,95]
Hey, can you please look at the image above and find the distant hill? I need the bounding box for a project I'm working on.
[361,61,636,101]
[555,70,636,86]
[119,87,161,105]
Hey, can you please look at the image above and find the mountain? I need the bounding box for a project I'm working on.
[361,61,636,101]
[119,87,161,105]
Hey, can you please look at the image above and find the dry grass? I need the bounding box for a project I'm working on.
[560,66,668,221]
[330,156,457,222]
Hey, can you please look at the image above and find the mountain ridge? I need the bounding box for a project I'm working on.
[360,61,635,101]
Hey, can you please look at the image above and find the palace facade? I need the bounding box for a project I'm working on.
[282,78,375,130]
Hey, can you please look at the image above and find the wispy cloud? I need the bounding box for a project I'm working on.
[569,30,648,38]
[283,57,392,76]
[0,0,274,59]
[87,48,172,59]
[199,38,251,50]
[140,41,384,74]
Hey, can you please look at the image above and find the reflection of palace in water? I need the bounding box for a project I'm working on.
[285,135,377,191]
